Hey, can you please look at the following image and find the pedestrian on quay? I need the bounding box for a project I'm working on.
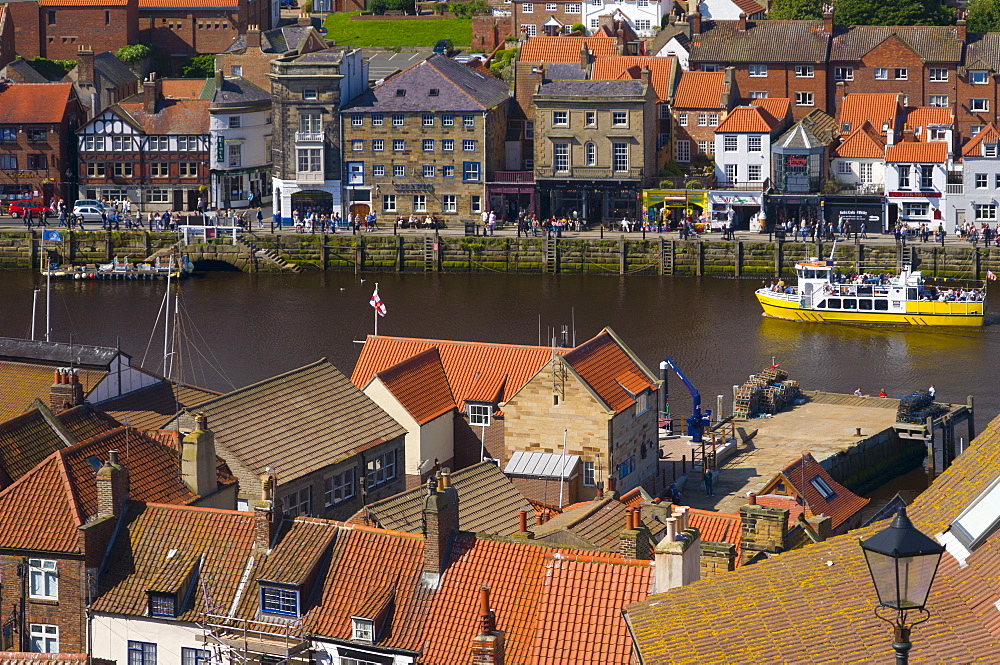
[854,387,863,397]
[929,385,936,399]
[703,468,714,497]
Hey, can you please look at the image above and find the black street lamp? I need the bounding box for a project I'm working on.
[859,507,944,665]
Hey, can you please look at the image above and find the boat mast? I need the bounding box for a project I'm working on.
[45,238,51,342]
[30,289,39,340]
[163,266,171,379]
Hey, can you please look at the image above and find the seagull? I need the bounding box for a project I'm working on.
[340,287,346,291]
[360,279,366,284]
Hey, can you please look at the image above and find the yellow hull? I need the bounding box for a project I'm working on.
[756,293,984,327]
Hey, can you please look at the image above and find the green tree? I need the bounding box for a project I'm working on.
[767,0,822,20]
[115,44,153,63]
[179,54,215,78]
[834,0,952,26]
[967,0,1000,32]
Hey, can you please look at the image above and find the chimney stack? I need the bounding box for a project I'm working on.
[823,10,834,35]
[515,510,533,538]
[49,368,84,413]
[181,412,217,497]
[618,508,651,560]
[957,19,967,41]
[254,473,280,552]
[422,472,459,587]
[653,513,700,591]
[297,10,311,26]
[143,73,161,114]
[471,585,505,664]
[689,12,701,36]
[77,45,95,86]
[214,69,224,92]
[737,12,747,31]
[246,24,261,48]
[96,449,129,519]
[639,67,651,88]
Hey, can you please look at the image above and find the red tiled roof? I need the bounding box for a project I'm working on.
[374,348,456,425]
[0,361,105,421]
[733,0,765,14]
[839,93,900,136]
[753,493,804,526]
[672,70,726,109]
[159,78,208,99]
[591,56,676,102]
[353,336,568,410]
[885,140,948,163]
[0,454,82,552]
[907,105,953,131]
[835,124,885,159]
[561,328,656,414]
[531,497,667,549]
[772,453,869,530]
[140,0,238,6]
[38,0,128,5]
[714,105,776,133]
[749,97,791,123]
[520,36,620,63]
[962,123,1000,157]
[687,507,741,547]
[117,99,210,135]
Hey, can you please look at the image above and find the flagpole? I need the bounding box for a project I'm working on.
[374,282,378,336]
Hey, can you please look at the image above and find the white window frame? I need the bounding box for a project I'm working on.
[748,164,762,182]
[522,2,533,11]
[975,203,997,221]
[582,460,595,486]
[442,194,456,212]
[612,111,627,127]
[422,114,434,126]
[894,68,908,81]
[29,560,58,600]
[874,67,888,80]
[522,23,536,36]
[351,114,363,127]
[724,135,738,152]
[423,164,435,177]
[392,114,404,127]
[725,163,737,182]
[585,142,596,166]
[413,194,427,211]
[929,68,948,82]
[612,142,628,172]
[553,110,568,126]
[749,64,767,78]
[677,112,687,127]
[30,624,58,654]
[393,165,406,177]
[463,139,476,152]
[838,160,853,174]
[834,66,854,81]
[554,143,569,172]
[971,98,989,112]
[468,403,492,426]
[675,139,690,163]
[794,64,814,78]
[970,70,989,85]
[747,135,762,152]
[382,194,396,211]
[373,164,385,177]
[795,91,814,106]
[352,618,375,642]
[366,450,397,488]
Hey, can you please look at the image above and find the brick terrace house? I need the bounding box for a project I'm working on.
[625,413,1000,663]
[0,82,83,205]
[138,0,272,61]
[340,54,510,223]
[3,0,138,61]
[669,68,736,168]
[511,0,663,38]
[959,32,1000,142]
[216,22,328,92]
[76,75,210,211]
[168,359,407,521]
[687,13,833,119]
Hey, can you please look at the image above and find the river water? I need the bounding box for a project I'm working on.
[2,270,997,422]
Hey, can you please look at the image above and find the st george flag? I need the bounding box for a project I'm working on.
[370,284,387,317]
[988,270,997,281]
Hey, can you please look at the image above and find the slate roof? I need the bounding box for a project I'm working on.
[545,63,587,80]
[520,35,620,62]
[886,140,948,163]
[343,54,509,113]
[831,25,964,63]
[591,56,677,102]
[2,59,49,83]
[205,75,269,108]
[838,93,901,136]
[690,19,831,63]
[561,328,657,414]
[0,362,105,421]
[351,461,533,535]
[66,51,138,92]
[224,25,321,54]
[671,70,725,109]
[537,79,646,98]
[0,336,120,368]
[373,348,455,425]
[835,124,886,159]
[99,381,219,430]
[183,359,406,487]
[962,123,1000,157]
[624,414,1000,664]
[764,452,869,530]
[353,336,569,410]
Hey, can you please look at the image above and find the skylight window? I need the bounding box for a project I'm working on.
[951,474,1000,550]
[85,456,103,471]
[809,476,836,500]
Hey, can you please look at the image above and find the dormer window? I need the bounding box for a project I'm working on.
[984,143,998,158]
[429,88,439,96]
[149,593,177,617]
[468,403,492,426]
[352,618,375,642]
[260,585,300,617]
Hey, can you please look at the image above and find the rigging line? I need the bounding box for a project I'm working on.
[177,298,237,390]
[174,301,235,391]
[140,290,169,371]
[54,283,79,343]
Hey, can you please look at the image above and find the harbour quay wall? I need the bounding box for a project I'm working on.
[1,230,996,279]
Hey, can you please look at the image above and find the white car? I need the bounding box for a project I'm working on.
[73,199,105,210]
[72,205,105,223]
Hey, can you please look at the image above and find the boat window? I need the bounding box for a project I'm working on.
[843,299,857,310]
[858,285,873,296]
[907,287,918,300]
[827,298,841,309]
[859,299,873,310]
[875,300,888,310]
[815,300,825,308]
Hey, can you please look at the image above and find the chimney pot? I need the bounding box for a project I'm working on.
[748,492,757,505]
[634,505,642,524]
[626,508,635,531]
[737,12,747,31]
[519,510,528,533]
[665,517,676,541]
[109,449,119,466]
[479,585,491,618]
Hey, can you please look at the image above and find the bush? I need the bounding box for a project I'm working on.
[447,0,489,16]
[27,57,76,79]
[661,161,683,177]
[571,22,586,33]
[367,0,414,13]
[115,44,153,63]
[179,54,215,78]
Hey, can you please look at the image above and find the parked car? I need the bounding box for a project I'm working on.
[6,200,47,218]
[453,53,487,64]
[72,205,105,223]
[73,199,105,210]
[433,39,454,56]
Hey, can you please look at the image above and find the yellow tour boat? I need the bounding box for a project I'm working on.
[756,258,986,326]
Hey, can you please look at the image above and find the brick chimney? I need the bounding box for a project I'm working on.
[640,67,651,88]
[618,508,651,560]
[143,73,161,114]
[254,473,280,552]
[739,501,788,565]
[653,507,701,591]
[246,24,261,48]
[49,368,85,413]
[689,12,701,36]
[823,10,833,35]
[957,19,967,41]
[579,45,590,70]
[737,12,747,31]
[181,412,217,497]
[96,449,129,519]
[471,585,505,664]
[77,45,95,86]
[422,471,459,587]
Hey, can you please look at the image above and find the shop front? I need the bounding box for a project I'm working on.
[822,196,886,234]
[487,174,535,223]
[708,191,762,230]
[764,194,823,230]
[538,179,641,226]
[642,189,708,227]
[887,191,943,230]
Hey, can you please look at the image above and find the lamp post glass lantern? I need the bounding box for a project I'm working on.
[859,507,944,664]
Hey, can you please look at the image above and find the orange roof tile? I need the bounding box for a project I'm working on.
[117,98,210,135]
[885,140,948,163]
[672,70,726,109]
[835,124,886,159]
[714,105,776,133]
[374,348,456,425]
[0,454,82,552]
[687,507,742,547]
[770,452,869,530]
[750,97,791,122]
[140,0,238,5]
[0,84,75,123]
[754,493,805,526]
[962,123,1000,157]
[839,93,900,136]
[562,328,656,414]
[906,105,954,132]
[159,78,208,99]
[0,361,105,422]
[733,0,765,14]
[353,336,569,410]
[38,0,128,5]
[520,35,620,63]
[0,655,89,665]
[591,56,676,102]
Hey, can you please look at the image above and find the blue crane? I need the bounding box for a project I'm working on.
[661,357,706,443]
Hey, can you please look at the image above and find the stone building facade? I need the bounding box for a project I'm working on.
[340,54,509,222]
[268,48,367,223]
[209,72,272,209]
